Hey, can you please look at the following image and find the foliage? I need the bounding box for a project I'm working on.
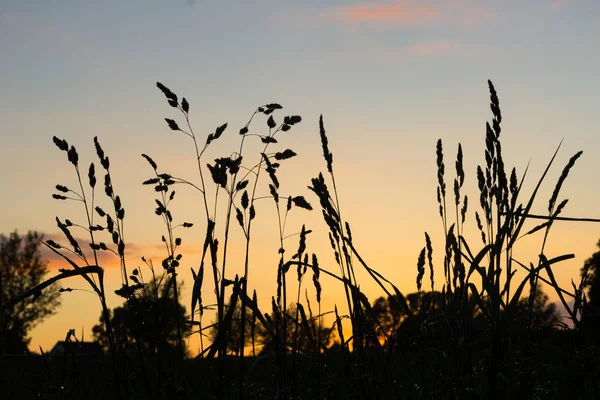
[370,291,442,339]
[0,231,61,354]
[255,303,333,355]
[581,240,600,304]
[580,240,600,332]
[513,284,560,329]
[92,271,190,357]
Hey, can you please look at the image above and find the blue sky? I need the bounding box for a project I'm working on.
[1,0,600,352]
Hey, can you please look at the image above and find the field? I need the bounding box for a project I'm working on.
[2,80,600,399]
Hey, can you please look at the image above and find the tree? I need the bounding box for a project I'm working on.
[370,291,443,340]
[92,272,189,357]
[0,231,61,354]
[580,240,600,330]
[370,296,405,339]
[371,288,559,351]
[582,240,600,305]
[514,284,560,329]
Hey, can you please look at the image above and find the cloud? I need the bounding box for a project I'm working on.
[551,0,568,10]
[324,1,440,28]
[42,232,116,269]
[41,232,205,272]
[321,0,500,30]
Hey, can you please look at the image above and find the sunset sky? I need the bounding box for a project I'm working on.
[1,0,600,354]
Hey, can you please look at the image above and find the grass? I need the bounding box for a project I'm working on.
[1,79,599,399]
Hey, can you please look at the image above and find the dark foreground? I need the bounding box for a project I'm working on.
[2,330,599,400]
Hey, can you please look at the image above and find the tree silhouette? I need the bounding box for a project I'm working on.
[92,272,189,357]
[580,240,600,331]
[370,295,405,339]
[513,284,560,329]
[254,303,332,355]
[582,240,600,304]
[371,288,558,350]
[0,231,61,354]
[370,291,443,340]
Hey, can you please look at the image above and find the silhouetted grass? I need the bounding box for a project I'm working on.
[1,80,600,399]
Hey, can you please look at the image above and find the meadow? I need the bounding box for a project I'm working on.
[1,80,599,399]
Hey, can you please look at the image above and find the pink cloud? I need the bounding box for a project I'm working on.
[42,232,205,271]
[326,1,441,28]
[551,0,568,10]
[42,232,116,269]
[444,0,501,28]
[322,0,500,30]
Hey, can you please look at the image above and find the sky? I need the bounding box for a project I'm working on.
[1,0,600,354]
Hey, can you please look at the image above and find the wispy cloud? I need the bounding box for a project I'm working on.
[42,232,204,271]
[551,0,568,10]
[42,232,115,269]
[320,0,500,30]
[324,1,440,28]
[455,1,501,28]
